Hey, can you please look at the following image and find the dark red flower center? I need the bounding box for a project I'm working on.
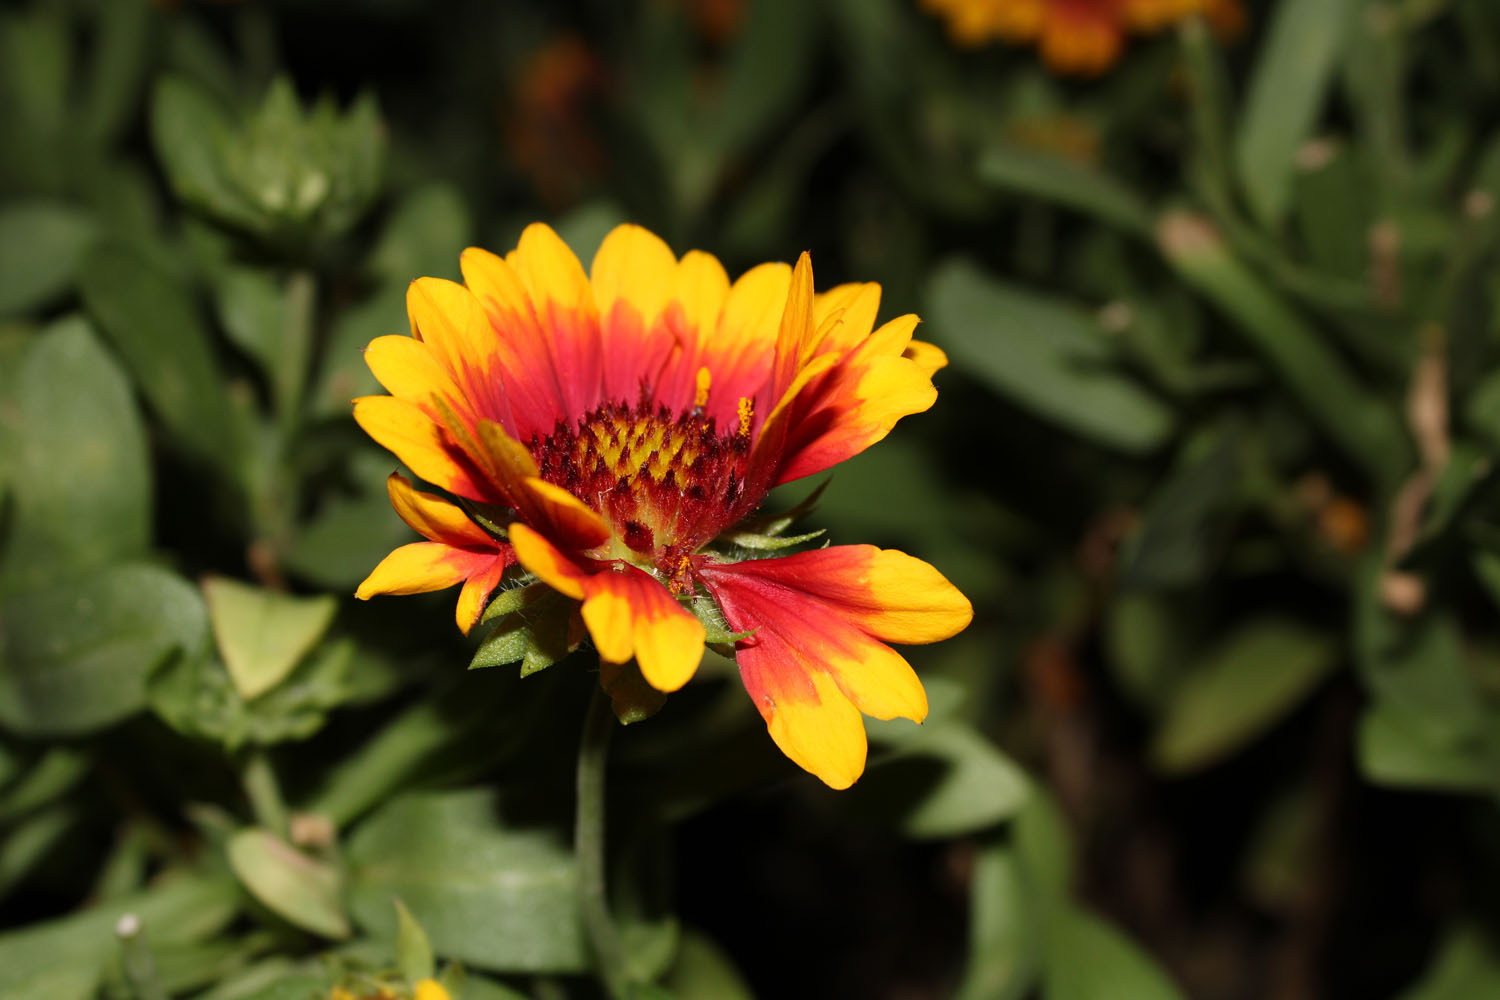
[530,397,753,572]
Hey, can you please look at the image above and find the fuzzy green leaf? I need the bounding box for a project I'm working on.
[0,564,209,736]
[346,789,586,973]
[202,578,337,701]
[227,829,350,939]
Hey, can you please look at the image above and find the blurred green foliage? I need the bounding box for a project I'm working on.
[5,0,1500,998]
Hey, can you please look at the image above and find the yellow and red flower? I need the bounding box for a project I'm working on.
[920,0,1244,76]
[353,222,972,788]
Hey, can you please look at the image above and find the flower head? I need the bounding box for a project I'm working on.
[920,0,1243,76]
[354,223,972,788]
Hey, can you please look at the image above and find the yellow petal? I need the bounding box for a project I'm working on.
[859,549,975,643]
[512,222,594,317]
[669,250,731,343]
[406,277,494,374]
[460,246,541,328]
[577,568,705,691]
[769,251,816,398]
[810,282,881,358]
[825,642,929,723]
[384,473,489,546]
[364,335,461,404]
[902,338,948,377]
[355,541,471,598]
[766,671,867,790]
[353,395,477,499]
[509,522,587,600]
[591,224,676,331]
[712,261,790,356]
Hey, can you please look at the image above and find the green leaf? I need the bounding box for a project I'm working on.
[369,184,471,284]
[148,638,354,751]
[0,317,150,593]
[926,258,1174,454]
[227,828,350,939]
[952,844,1038,1000]
[1119,429,1244,588]
[0,9,70,136]
[0,564,209,736]
[149,75,262,233]
[347,789,586,973]
[1105,591,1191,712]
[0,873,238,1000]
[1355,573,1488,749]
[977,145,1152,235]
[1234,0,1355,228]
[313,283,400,416]
[1157,212,1406,483]
[858,719,1031,838]
[202,578,337,700]
[1012,784,1074,900]
[1152,620,1337,773]
[1396,925,1500,1000]
[78,242,237,467]
[0,805,75,898]
[1043,907,1186,1000]
[551,201,630,263]
[660,930,754,1000]
[1291,139,1372,277]
[1464,369,1500,450]
[220,976,327,1000]
[0,201,99,315]
[214,266,314,423]
[705,0,817,162]
[78,0,150,144]
[0,747,89,822]
[394,899,436,985]
[1357,705,1500,795]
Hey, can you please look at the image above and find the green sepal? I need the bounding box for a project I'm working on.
[478,572,542,625]
[470,585,579,676]
[689,593,752,646]
[714,527,826,552]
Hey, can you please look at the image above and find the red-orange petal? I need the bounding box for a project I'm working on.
[455,553,516,635]
[696,546,971,788]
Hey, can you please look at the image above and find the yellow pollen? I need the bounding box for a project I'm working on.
[694,367,711,409]
[737,396,754,437]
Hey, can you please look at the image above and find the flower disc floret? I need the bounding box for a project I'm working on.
[530,396,752,570]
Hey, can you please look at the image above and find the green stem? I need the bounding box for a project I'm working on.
[275,268,316,438]
[241,749,288,838]
[575,686,630,999]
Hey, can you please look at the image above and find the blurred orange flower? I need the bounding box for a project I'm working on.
[920,0,1244,76]
[506,37,607,207]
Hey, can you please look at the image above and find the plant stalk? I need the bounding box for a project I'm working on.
[575,686,630,999]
